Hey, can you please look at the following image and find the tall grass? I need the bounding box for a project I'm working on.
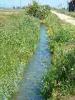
[0,10,40,99]
[41,12,75,100]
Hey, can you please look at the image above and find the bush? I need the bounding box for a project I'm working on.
[27,1,39,17]
[27,1,50,19]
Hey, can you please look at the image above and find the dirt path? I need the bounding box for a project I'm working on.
[51,10,75,25]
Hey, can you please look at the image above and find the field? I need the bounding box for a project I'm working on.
[0,9,40,99]
[41,12,75,100]
[0,3,75,100]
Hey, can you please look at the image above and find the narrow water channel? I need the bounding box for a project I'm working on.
[14,24,51,100]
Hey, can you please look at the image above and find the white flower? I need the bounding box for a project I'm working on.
[71,68,74,71]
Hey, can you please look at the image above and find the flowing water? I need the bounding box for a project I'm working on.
[14,24,51,100]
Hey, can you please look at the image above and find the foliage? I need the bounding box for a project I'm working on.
[27,1,50,19]
[42,48,75,99]
[41,12,75,100]
[27,1,39,17]
[0,10,40,99]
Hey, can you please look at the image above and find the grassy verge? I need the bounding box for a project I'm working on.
[56,9,75,18]
[41,12,75,100]
[0,10,40,99]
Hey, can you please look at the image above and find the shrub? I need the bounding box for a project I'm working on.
[27,1,50,19]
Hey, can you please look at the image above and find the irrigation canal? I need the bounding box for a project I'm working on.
[13,24,51,100]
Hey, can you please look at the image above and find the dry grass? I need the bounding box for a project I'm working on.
[0,9,21,15]
[61,96,75,100]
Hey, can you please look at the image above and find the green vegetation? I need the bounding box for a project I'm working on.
[0,10,40,99]
[0,2,75,100]
[27,1,50,19]
[41,12,75,100]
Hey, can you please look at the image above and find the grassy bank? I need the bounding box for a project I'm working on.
[41,12,75,100]
[0,10,40,99]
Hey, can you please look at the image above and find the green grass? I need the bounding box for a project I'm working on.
[0,6,75,100]
[0,10,40,99]
[41,12,75,100]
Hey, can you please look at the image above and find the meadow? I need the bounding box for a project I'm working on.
[0,9,40,99]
